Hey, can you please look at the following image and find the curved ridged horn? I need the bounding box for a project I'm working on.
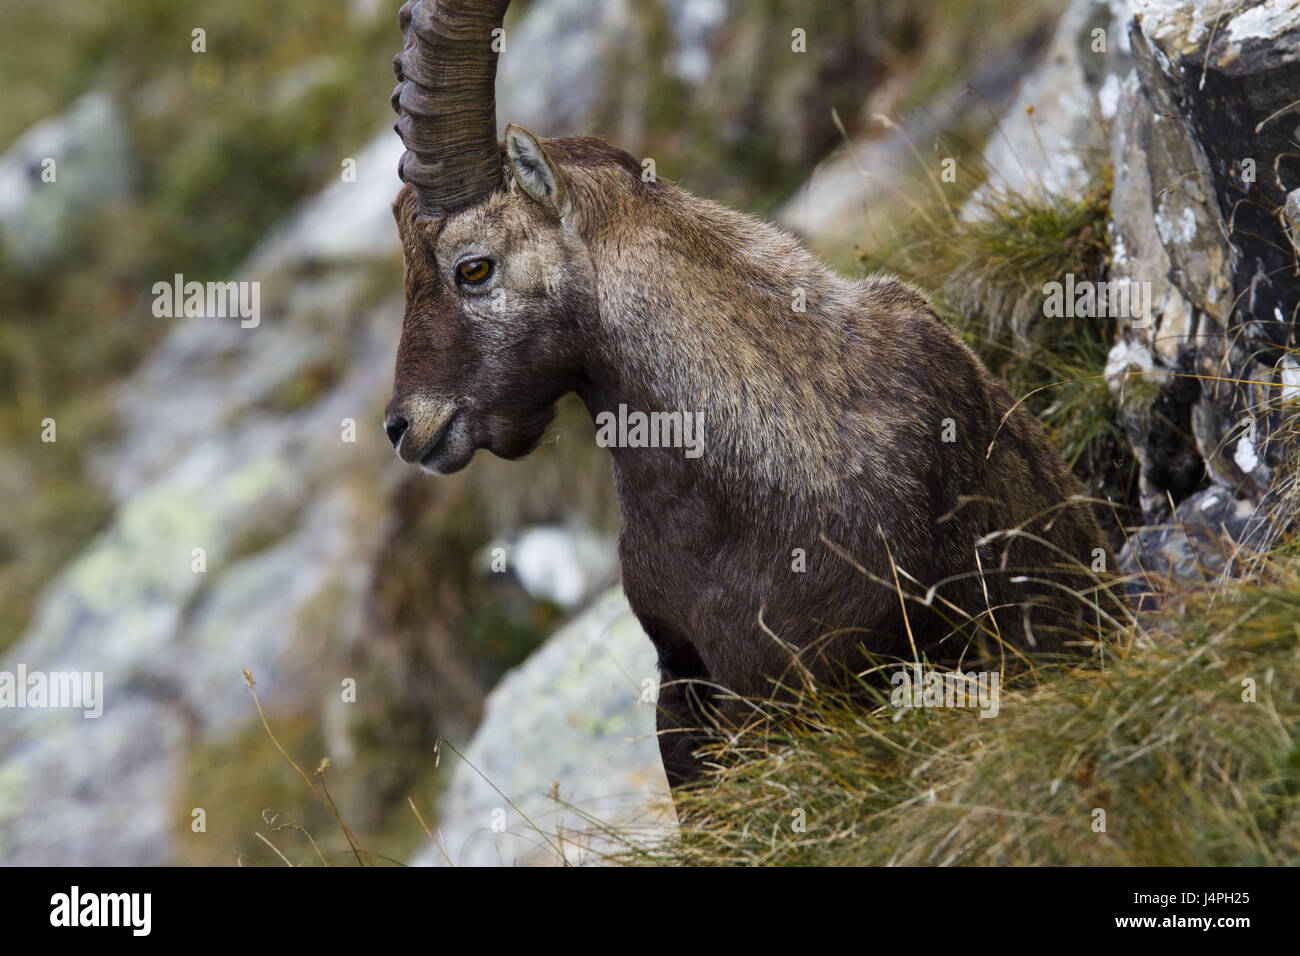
[391,0,512,217]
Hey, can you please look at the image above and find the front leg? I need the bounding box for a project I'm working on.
[655,670,714,790]
[636,613,716,792]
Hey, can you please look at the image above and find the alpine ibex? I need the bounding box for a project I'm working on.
[383,0,1116,788]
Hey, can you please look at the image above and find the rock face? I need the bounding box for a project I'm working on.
[932,0,1299,584]
[0,140,407,864]
[1103,0,1300,578]
[1122,485,1276,596]
[411,588,672,867]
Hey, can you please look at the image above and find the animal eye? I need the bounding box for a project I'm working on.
[456,258,493,285]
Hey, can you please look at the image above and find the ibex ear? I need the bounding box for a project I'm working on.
[505,124,569,220]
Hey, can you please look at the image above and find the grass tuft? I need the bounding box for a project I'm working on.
[617,547,1300,866]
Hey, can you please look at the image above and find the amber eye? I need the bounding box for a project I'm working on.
[456,258,493,285]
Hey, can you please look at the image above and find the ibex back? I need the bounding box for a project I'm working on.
[383,0,1117,788]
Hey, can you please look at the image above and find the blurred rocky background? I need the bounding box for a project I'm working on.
[0,0,1296,865]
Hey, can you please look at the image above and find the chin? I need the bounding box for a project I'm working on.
[418,450,474,476]
[484,407,556,461]
[417,421,476,475]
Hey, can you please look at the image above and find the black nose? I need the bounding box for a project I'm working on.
[384,414,408,449]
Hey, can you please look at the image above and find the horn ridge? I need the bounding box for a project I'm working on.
[391,0,512,217]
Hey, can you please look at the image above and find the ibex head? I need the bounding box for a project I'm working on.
[384,0,602,474]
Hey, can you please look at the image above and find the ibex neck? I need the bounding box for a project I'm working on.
[576,187,861,511]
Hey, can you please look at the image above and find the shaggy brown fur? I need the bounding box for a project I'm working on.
[386,130,1117,789]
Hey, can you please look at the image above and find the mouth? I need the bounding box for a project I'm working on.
[416,412,458,468]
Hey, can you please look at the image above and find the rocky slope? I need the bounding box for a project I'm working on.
[1,0,1296,867]
[968,0,1300,583]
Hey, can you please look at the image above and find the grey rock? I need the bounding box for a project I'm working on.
[243,131,404,276]
[482,525,619,610]
[497,0,637,140]
[1104,0,1299,549]
[410,588,673,867]
[0,291,401,861]
[1284,187,1300,255]
[1119,483,1278,597]
[497,0,728,150]
[0,92,132,269]
[973,0,1118,200]
[777,46,1033,254]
